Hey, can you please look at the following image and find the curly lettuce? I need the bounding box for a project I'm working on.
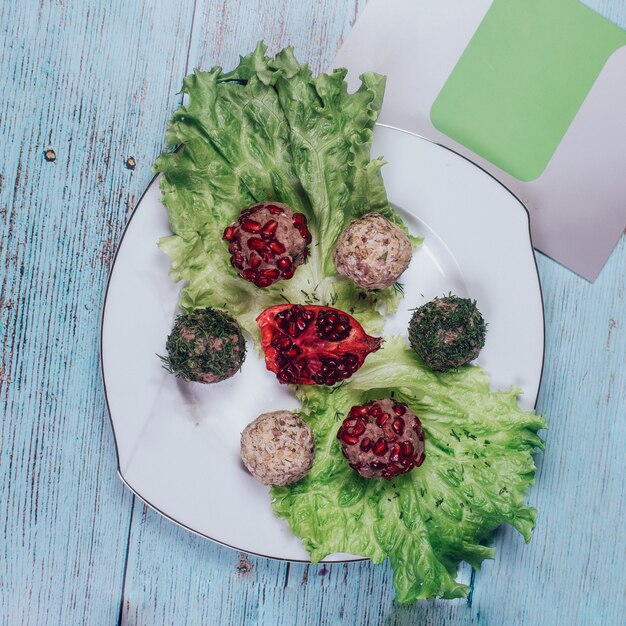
[155,45,546,605]
[155,43,419,339]
[272,338,546,603]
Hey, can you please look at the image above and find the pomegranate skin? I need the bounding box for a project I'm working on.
[223,202,311,288]
[337,399,425,480]
[256,304,382,386]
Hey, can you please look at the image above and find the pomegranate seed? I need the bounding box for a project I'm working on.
[276,257,292,271]
[231,251,245,269]
[413,418,422,431]
[402,441,414,458]
[223,226,236,241]
[352,420,366,436]
[389,443,401,463]
[376,413,390,428]
[370,461,386,470]
[342,433,360,445]
[248,237,266,251]
[415,452,426,467]
[283,345,301,358]
[292,213,307,226]
[343,354,359,369]
[372,438,388,456]
[349,406,369,418]
[298,225,312,242]
[282,267,295,279]
[261,268,280,279]
[249,252,262,268]
[254,275,273,287]
[271,333,292,350]
[370,404,383,418]
[343,417,358,430]
[393,403,407,416]
[315,309,352,341]
[261,220,278,238]
[269,240,286,254]
[242,268,257,281]
[384,464,403,478]
[241,218,262,233]
[392,417,405,435]
[360,437,372,451]
[417,430,425,442]
[267,205,284,214]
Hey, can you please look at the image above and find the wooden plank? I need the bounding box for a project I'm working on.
[185,0,367,75]
[0,0,195,623]
[466,239,626,626]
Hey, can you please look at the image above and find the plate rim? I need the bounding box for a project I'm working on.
[100,123,546,563]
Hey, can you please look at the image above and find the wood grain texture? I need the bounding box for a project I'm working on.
[1,0,625,624]
[0,0,196,624]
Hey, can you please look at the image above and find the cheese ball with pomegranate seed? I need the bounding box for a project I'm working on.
[337,399,425,480]
[333,213,412,290]
[223,202,312,288]
[240,411,316,486]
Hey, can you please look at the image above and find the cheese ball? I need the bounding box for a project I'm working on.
[223,202,311,287]
[333,213,412,290]
[161,308,246,383]
[408,295,487,371]
[337,399,425,480]
[240,411,315,485]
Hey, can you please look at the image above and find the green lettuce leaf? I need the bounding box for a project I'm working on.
[154,43,420,339]
[155,45,545,605]
[272,338,546,603]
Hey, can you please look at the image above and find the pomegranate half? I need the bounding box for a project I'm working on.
[257,304,382,385]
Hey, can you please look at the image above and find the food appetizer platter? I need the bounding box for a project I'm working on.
[101,44,545,604]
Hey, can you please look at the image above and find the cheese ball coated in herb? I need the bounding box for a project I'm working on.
[240,411,315,486]
[333,213,412,290]
[161,308,246,383]
[408,295,486,371]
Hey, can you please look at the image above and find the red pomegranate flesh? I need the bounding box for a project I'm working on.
[223,202,312,288]
[337,399,425,480]
[257,304,382,385]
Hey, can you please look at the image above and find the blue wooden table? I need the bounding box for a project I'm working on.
[2,1,625,624]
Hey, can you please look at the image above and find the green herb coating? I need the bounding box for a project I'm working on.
[408,295,487,371]
[161,308,246,383]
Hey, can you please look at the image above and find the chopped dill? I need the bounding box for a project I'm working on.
[392,282,405,296]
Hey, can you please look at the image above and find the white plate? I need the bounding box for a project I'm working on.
[101,125,544,561]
